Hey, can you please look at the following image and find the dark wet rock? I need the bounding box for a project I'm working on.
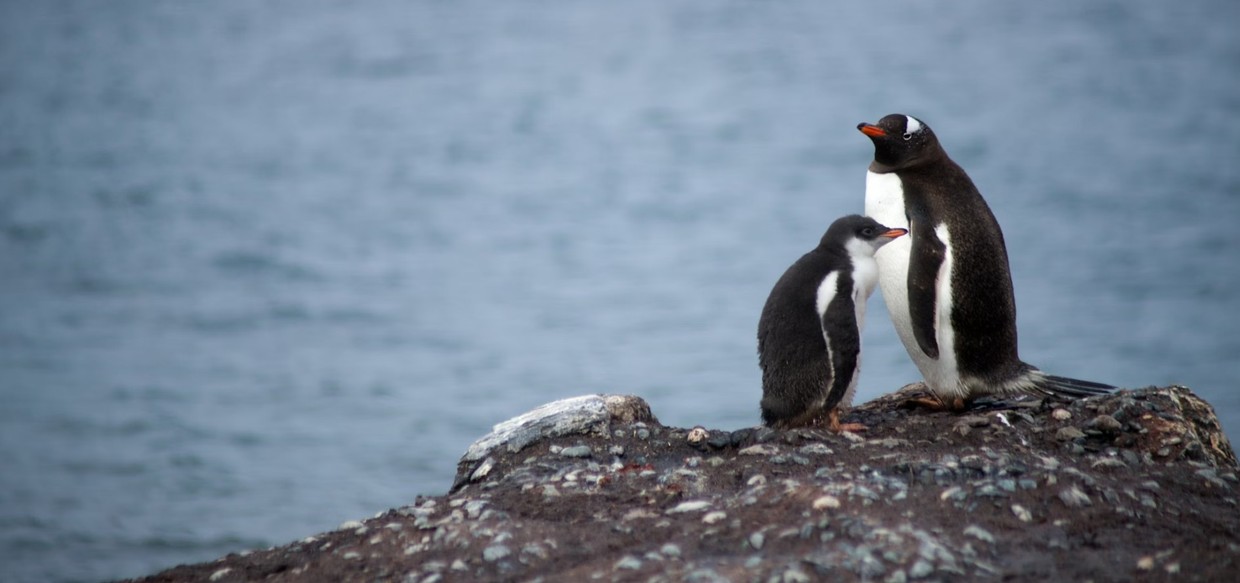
[129,386,1240,583]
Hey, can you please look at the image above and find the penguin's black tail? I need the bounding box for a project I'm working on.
[1038,374,1117,399]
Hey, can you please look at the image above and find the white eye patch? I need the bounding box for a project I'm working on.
[904,115,923,135]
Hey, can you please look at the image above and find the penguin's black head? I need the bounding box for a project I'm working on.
[857,113,941,170]
[822,214,907,256]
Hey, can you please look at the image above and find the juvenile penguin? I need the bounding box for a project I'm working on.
[857,113,1114,409]
[758,214,907,431]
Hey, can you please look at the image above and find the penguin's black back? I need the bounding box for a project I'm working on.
[757,244,856,426]
[897,155,1028,385]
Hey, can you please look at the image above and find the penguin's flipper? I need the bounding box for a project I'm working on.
[907,219,946,359]
[1039,374,1117,399]
[821,290,860,411]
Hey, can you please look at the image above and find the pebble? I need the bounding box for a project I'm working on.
[687,426,709,445]
[483,544,511,562]
[939,486,966,503]
[841,431,866,444]
[963,525,996,544]
[1059,486,1092,508]
[1091,458,1128,470]
[667,500,712,514]
[338,520,365,530]
[909,559,934,578]
[799,443,834,456]
[608,445,625,456]
[685,568,727,582]
[1011,504,1033,522]
[706,434,731,449]
[702,511,727,524]
[615,555,643,570]
[740,444,781,456]
[813,495,841,510]
[1052,408,1072,421]
[781,567,811,583]
[521,543,548,560]
[1195,468,1231,488]
[974,484,1006,498]
[660,543,682,558]
[464,500,487,519]
[470,457,495,482]
[748,531,766,550]
[559,445,592,458]
[1086,414,1123,434]
[208,568,231,582]
[1055,427,1086,441]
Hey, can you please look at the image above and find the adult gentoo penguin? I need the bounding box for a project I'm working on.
[857,113,1114,409]
[758,214,907,431]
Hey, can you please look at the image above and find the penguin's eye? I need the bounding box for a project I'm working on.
[902,132,913,141]
[861,227,875,236]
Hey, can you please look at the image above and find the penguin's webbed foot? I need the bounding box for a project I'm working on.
[901,392,967,413]
[826,409,867,434]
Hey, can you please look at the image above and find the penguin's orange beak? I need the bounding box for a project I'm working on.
[858,123,886,137]
[882,228,908,239]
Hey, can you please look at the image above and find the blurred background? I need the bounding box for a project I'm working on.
[1,1,1237,580]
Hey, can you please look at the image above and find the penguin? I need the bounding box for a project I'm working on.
[856,113,1115,409]
[758,214,907,431]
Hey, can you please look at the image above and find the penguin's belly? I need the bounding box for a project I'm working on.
[841,255,879,409]
[864,171,963,397]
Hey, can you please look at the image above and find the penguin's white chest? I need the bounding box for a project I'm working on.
[863,171,915,346]
[863,171,963,397]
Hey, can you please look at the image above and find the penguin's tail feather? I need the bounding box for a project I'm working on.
[1038,374,1117,399]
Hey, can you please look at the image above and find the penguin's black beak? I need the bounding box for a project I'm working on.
[882,228,908,239]
[858,123,886,138]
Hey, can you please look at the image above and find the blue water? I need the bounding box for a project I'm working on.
[2,1,1238,581]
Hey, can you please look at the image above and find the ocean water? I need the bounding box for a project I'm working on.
[1,1,1237,581]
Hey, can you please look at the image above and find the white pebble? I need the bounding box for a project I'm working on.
[812,495,841,510]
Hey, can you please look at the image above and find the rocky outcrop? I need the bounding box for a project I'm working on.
[131,385,1240,583]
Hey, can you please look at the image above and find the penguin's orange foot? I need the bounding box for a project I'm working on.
[826,409,866,433]
[902,393,967,412]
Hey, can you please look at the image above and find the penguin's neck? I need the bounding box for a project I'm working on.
[843,239,879,297]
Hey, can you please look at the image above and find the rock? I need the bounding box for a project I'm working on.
[557,445,593,458]
[666,500,712,514]
[1058,486,1092,508]
[963,525,995,545]
[482,545,510,562]
[1056,426,1086,441]
[614,555,642,570]
[812,495,841,510]
[128,385,1240,583]
[454,394,656,489]
[687,426,709,446]
[1086,414,1123,435]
